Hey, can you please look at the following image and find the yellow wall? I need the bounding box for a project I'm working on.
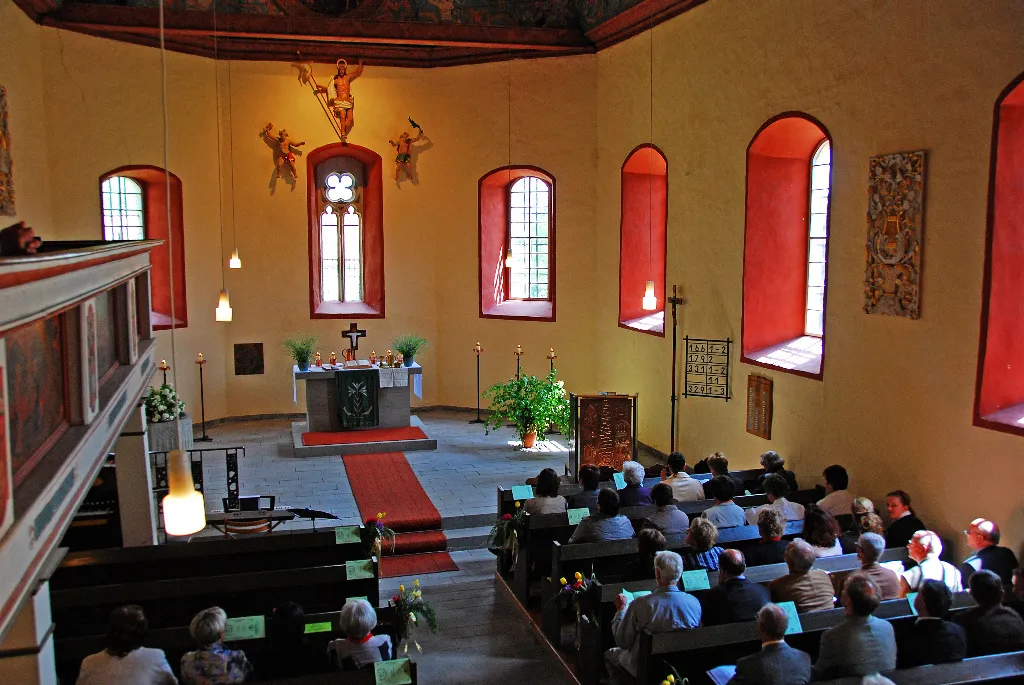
[7,0,1024,556]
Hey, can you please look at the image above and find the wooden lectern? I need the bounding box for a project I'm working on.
[568,393,638,481]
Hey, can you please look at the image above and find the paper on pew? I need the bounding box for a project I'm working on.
[346,559,375,579]
[776,601,803,634]
[880,560,906,575]
[375,657,413,685]
[707,665,737,685]
[224,615,265,641]
[620,588,652,604]
[511,485,534,500]
[681,569,711,591]
[304,621,333,634]
[613,472,627,489]
[906,592,919,616]
[567,508,589,525]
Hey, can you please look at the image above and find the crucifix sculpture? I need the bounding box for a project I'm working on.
[343,322,366,353]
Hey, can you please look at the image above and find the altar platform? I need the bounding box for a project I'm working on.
[291,415,438,457]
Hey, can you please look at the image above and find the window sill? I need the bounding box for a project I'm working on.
[742,335,823,379]
[620,311,665,336]
[312,300,384,319]
[976,403,1024,438]
[481,299,554,322]
[152,312,187,331]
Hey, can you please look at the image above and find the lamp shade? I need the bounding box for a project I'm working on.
[642,280,657,311]
[215,289,233,322]
[229,248,242,269]
[162,449,206,535]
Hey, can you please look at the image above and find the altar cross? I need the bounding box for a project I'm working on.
[344,322,367,352]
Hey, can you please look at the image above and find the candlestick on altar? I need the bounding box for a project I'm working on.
[547,347,557,373]
[514,344,523,380]
[469,342,484,424]
[158,359,170,386]
[195,353,212,442]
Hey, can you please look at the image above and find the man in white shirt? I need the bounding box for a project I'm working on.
[661,452,704,502]
[746,473,805,525]
[817,465,855,517]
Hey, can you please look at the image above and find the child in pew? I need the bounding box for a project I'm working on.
[327,599,392,670]
[252,602,326,679]
[76,604,178,685]
[180,607,253,685]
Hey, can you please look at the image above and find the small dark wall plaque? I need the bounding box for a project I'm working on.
[746,375,773,440]
[234,343,265,375]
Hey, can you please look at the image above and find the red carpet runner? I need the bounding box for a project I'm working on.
[302,425,428,446]
[342,452,458,579]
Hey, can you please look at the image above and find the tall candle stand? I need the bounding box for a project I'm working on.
[195,352,213,442]
[158,359,170,386]
[547,347,557,374]
[515,344,523,380]
[469,342,485,424]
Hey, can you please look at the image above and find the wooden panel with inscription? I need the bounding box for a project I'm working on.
[746,375,773,440]
[569,394,637,480]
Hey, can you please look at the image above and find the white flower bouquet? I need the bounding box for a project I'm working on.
[144,383,186,423]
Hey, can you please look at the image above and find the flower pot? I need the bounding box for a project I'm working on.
[148,413,194,452]
[296,360,311,372]
[522,430,538,449]
[403,355,415,367]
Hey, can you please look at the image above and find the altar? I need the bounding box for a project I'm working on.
[291,362,437,457]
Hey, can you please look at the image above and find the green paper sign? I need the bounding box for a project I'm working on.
[334,525,361,544]
[223,615,265,641]
[567,508,589,525]
[346,559,376,580]
[511,485,534,500]
[620,588,652,604]
[906,592,919,616]
[681,569,711,592]
[613,472,627,489]
[347,596,369,603]
[304,621,333,634]
[374,657,413,685]
[777,601,803,634]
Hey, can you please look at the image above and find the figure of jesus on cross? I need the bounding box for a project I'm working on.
[343,322,366,355]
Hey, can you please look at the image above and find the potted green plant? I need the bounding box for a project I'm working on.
[483,370,570,448]
[283,333,319,372]
[392,334,428,367]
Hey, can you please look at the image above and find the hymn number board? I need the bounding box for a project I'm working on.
[683,337,731,401]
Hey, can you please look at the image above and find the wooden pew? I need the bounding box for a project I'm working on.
[632,592,978,685]
[257,663,419,684]
[51,558,381,639]
[812,651,1024,685]
[51,526,369,589]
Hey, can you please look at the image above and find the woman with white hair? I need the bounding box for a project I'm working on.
[900,530,963,596]
[617,461,653,507]
[327,599,392,670]
[180,607,252,684]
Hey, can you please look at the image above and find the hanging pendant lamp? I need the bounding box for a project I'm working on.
[162,449,207,535]
[229,248,242,269]
[215,288,233,321]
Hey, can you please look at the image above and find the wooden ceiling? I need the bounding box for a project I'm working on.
[12,0,708,67]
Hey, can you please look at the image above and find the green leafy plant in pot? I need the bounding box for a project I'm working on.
[392,335,428,367]
[483,370,570,448]
[283,333,319,372]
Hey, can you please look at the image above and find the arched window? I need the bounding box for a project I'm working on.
[478,166,555,321]
[307,144,384,318]
[99,166,187,330]
[742,114,832,378]
[618,144,667,335]
[975,73,1024,435]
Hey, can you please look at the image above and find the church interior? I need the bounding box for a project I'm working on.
[2,0,1024,682]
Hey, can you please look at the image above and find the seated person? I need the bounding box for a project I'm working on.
[700,549,770,626]
[884,489,925,548]
[621,528,667,582]
[254,602,325,679]
[701,452,745,499]
[797,504,842,557]
[76,605,177,685]
[897,579,967,668]
[855,532,900,600]
[0,221,43,256]
[645,483,689,535]
[756,451,798,493]
[523,467,567,515]
[817,465,855,517]
[180,607,252,685]
[604,551,701,684]
[839,496,876,553]
[702,475,746,529]
[728,604,812,685]
[568,488,635,544]
[567,464,601,510]
[953,569,1024,657]
[617,461,653,507]
[811,574,896,679]
[745,508,790,568]
[327,599,393,669]
[961,518,1019,585]
[661,451,704,502]
[1011,568,1024,620]
[745,474,805,526]
[682,517,725,571]
[768,540,835,613]
[900,530,963,595]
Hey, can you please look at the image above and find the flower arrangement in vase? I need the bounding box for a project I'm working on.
[487,500,526,565]
[144,384,186,423]
[482,370,570,448]
[390,579,438,653]
[365,511,396,557]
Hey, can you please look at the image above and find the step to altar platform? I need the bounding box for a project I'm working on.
[290,415,438,457]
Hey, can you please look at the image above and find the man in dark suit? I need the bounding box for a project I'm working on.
[701,549,770,626]
[954,569,1024,656]
[728,603,811,685]
[961,518,1019,585]
[884,490,925,548]
[897,579,967,668]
